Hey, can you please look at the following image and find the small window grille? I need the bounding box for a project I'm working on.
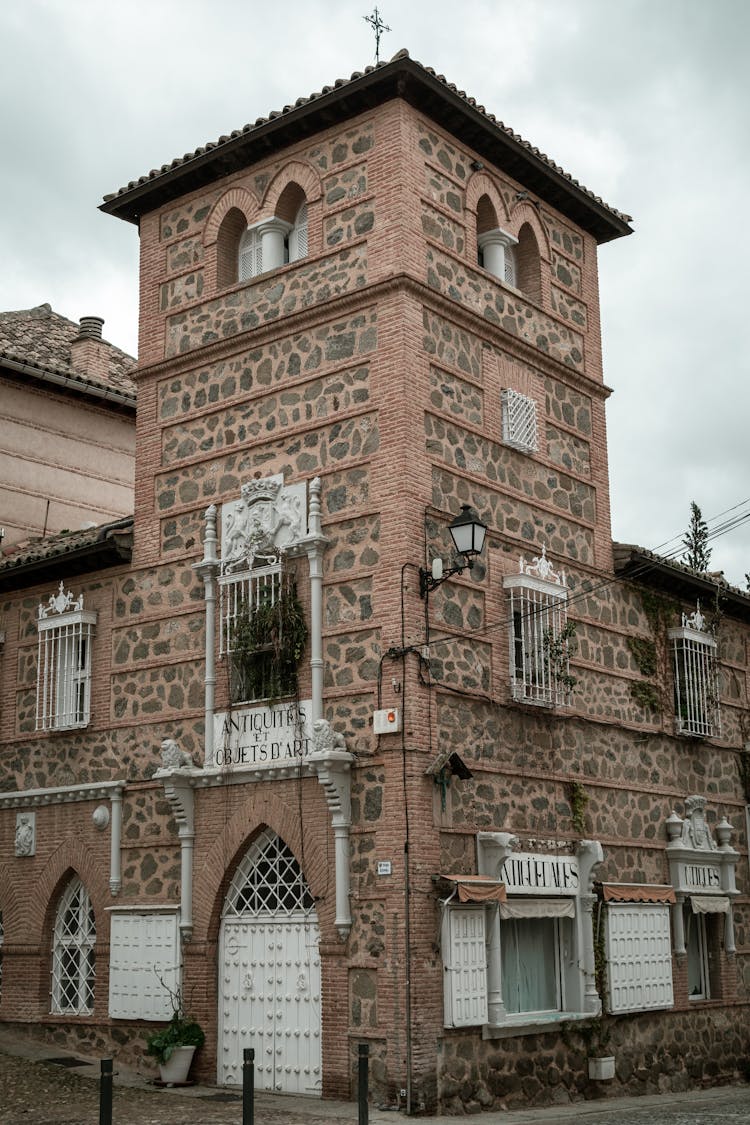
[239,227,263,280]
[504,547,570,706]
[36,584,96,731]
[501,388,538,453]
[224,829,314,919]
[669,604,719,738]
[51,878,95,1015]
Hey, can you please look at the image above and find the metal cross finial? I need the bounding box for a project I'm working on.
[364,7,390,63]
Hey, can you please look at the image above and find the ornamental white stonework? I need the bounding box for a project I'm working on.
[221,474,306,574]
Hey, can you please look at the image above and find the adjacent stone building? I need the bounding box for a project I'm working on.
[0,304,136,549]
[0,50,748,1114]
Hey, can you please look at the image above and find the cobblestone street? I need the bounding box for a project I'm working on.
[2,1040,750,1125]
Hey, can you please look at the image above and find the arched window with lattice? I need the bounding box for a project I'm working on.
[51,877,96,1015]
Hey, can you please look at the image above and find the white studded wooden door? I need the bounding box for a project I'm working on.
[219,830,321,1094]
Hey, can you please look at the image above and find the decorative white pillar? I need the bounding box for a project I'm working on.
[476,832,517,1024]
[109,786,123,895]
[478,227,518,281]
[299,477,327,723]
[157,769,197,942]
[193,505,220,768]
[576,839,605,1014]
[260,218,291,272]
[309,723,353,940]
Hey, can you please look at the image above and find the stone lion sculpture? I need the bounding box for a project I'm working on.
[159,738,195,770]
[312,719,347,755]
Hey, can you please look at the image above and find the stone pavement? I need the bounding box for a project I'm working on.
[1,1029,750,1125]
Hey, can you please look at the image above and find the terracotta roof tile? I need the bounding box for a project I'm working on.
[0,303,136,399]
[102,50,631,235]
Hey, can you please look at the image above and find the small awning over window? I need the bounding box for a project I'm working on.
[440,874,507,904]
[690,895,730,914]
[499,898,575,920]
[601,883,676,905]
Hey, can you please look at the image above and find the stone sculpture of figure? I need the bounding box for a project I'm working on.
[159,738,195,771]
[15,813,35,856]
[312,718,347,755]
[682,794,716,851]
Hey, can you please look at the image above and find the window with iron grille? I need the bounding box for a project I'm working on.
[36,583,96,731]
[504,548,570,706]
[669,604,719,738]
[220,562,284,703]
[51,878,95,1015]
[501,388,538,453]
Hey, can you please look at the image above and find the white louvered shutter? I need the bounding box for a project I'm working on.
[444,907,488,1027]
[605,904,674,1014]
[288,203,308,262]
[239,228,262,281]
[108,913,181,1020]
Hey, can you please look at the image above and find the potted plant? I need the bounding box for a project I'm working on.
[145,986,205,1085]
[584,1016,615,1081]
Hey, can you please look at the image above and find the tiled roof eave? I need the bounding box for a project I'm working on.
[0,351,136,410]
[0,519,134,593]
[100,52,632,245]
[613,541,750,622]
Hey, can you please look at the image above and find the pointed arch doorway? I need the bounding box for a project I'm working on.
[218,829,322,1094]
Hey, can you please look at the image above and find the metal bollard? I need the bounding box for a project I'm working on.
[242,1047,255,1125]
[358,1042,369,1125]
[99,1058,113,1125]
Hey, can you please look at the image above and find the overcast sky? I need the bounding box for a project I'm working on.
[1,0,748,585]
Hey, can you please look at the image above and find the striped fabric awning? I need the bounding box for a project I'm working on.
[601,883,676,905]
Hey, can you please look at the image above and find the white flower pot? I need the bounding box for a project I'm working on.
[159,1045,196,1085]
[588,1055,615,1081]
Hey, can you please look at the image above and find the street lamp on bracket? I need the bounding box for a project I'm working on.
[419,504,488,599]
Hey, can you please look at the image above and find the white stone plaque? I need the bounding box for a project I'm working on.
[213,701,313,770]
[500,851,579,895]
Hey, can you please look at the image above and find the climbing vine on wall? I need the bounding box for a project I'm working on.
[229,571,308,706]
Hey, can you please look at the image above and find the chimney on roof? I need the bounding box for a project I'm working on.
[71,315,108,381]
[76,316,104,340]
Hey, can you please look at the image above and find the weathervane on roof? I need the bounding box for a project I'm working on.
[364,7,390,63]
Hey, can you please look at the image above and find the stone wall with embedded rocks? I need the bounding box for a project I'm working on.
[436,1007,749,1113]
[426,246,584,370]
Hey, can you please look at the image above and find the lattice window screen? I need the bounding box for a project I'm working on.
[443,907,488,1028]
[606,904,674,1014]
[224,829,314,919]
[502,388,538,453]
[108,913,180,1020]
[51,879,95,1015]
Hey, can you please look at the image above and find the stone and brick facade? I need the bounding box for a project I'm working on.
[0,51,748,1115]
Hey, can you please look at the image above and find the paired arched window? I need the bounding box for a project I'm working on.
[476,194,541,301]
[217,182,309,287]
[51,877,96,1015]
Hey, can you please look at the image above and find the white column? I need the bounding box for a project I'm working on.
[109,786,123,895]
[260,218,291,272]
[305,477,325,723]
[485,904,506,1024]
[193,505,219,768]
[576,839,605,1014]
[478,227,518,281]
